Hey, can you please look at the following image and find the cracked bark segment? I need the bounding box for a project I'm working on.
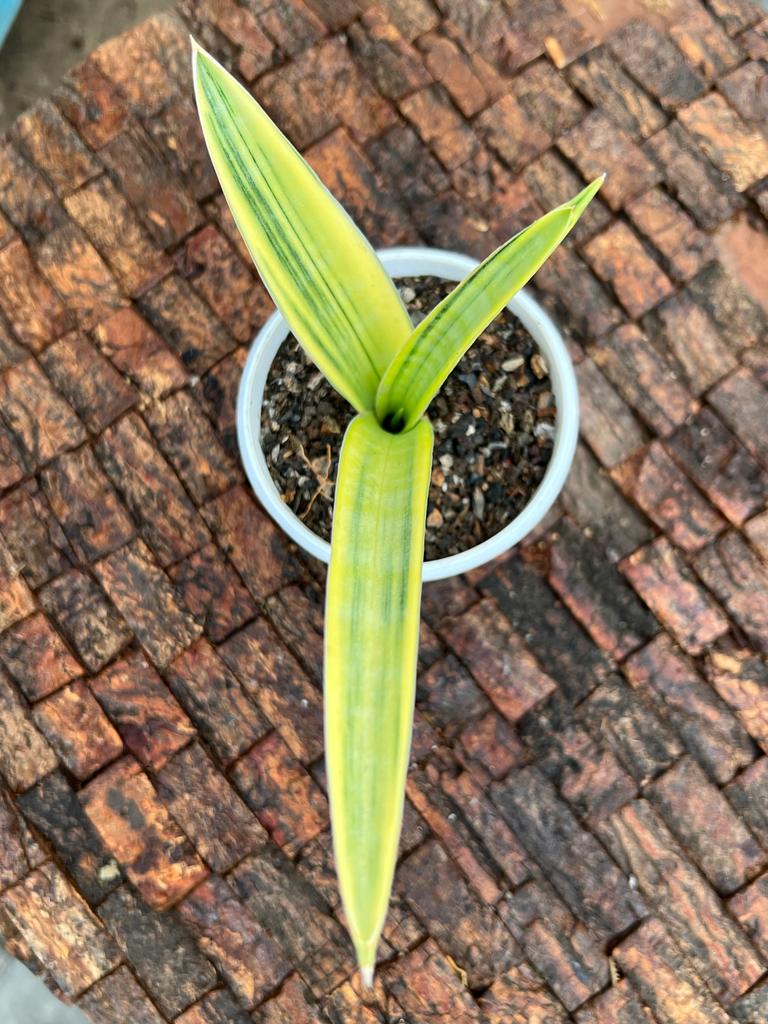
[441,597,556,723]
[478,953,569,1023]
[584,225,674,319]
[0,479,71,588]
[609,800,764,1004]
[625,187,712,283]
[417,31,489,117]
[33,679,123,780]
[666,408,767,526]
[0,537,35,633]
[177,989,253,1024]
[366,123,449,209]
[519,695,637,823]
[41,445,134,563]
[558,110,660,210]
[258,0,326,58]
[98,884,217,1018]
[157,742,266,872]
[567,45,664,139]
[40,331,137,434]
[199,347,247,458]
[138,274,236,375]
[694,533,768,653]
[81,757,208,909]
[144,94,219,201]
[219,617,323,762]
[625,634,753,785]
[621,538,728,656]
[574,359,646,469]
[548,519,658,661]
[203,485,297,599]
[475,92,548,173]
[719,60,768,125]
[11,97,101,197]
[647,756,765,895]
[77,966,165,1024]
[229,846,353,996]
[670,0,741,79]
[94,539,202,669]
[579,676,683,785]
[179,875,290,1009]
[0,142,68,247]
[64,174,171,296]
[52,58,129,150]
[92,307,187,399]
[174,224,268,344]
[169,543,257,645]
[142,390,239,506]
[491,767,645,941]
[91,13,186,116]
[0,358,85,470]
[257,36,395,149]
[39,569,130,673]
[726,758,768,849]
[0,862,120,997]
[678,91,768,191]
[166,639,269,766]
[0,788,38,890]
[382,938,483,1022]
[306,127,415,247]
[615,918,731,1024]
[0,611,81,701]
[231,731,327,855]
[91,650,195,770]
[574,978,655,1024]
[348,6,430,99]
[398,839,521,988]
[708,368,768,467]
[264,584,325,683]
[440,768,530,887]
[562,444,654,562]
[643,290,737,395]
[36,223,127,331]
[607,19,706,109]
[17,770,121,904]
[706,649,768,754]
[686,261,768,354]
[417,653,490,735]
[511,57,587,135]
[729,874,768,960]
[644,121,744,230]
[96,412,210,567]
[612,443,724,552]
[100,123,202,248]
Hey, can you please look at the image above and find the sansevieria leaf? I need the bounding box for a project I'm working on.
[192,42,412,413]
[325,412,433,983]
[375,177,604,433]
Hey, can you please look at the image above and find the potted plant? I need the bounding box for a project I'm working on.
[193,41,602,985]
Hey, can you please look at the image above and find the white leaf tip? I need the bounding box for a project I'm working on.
[360,965,375,989]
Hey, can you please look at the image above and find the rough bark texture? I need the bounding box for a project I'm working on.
[0,2,767,1021]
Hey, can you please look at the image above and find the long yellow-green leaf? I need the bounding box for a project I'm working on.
[325,411,433,983]
[192,42,412,413]
[375,176,604,432]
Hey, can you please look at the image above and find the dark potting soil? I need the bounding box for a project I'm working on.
[261,276,556,560]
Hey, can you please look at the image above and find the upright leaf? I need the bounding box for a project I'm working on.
[375,177,604,432]
[192,42,412,413]
[325,412,433,982]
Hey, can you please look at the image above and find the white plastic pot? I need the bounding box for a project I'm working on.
[237,246,579,582]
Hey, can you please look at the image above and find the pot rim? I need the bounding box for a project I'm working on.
[236,245,579,582]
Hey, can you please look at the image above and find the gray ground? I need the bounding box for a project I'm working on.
[0,0,168,129]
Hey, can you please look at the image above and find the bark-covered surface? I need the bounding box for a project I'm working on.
[0,2,768,1021]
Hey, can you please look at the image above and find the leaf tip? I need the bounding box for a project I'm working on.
[360,965,375,990]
